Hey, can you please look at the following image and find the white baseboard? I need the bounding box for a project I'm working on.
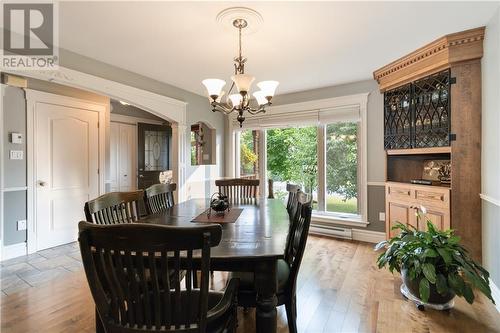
[490,278,500,313]
[1,242,27,261]
[310,225,385,244]
[352,229,385,244]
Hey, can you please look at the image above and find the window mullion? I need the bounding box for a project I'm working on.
[258,129,267,199]
[234,131,241,178]
[317,124,326,212]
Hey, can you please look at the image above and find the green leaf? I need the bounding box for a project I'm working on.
[463,283,475,304]
[422,263,436,284]
[463,270,493,302]
[419,278,430,303]
[448,235,461,245]
[423,248,438,258]
[436,274,448,296]
[448,273,465,296]
[436,248,452,265]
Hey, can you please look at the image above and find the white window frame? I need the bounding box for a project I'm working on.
[227,93,369,226]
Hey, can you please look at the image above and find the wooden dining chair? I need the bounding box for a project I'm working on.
[228,191,312,333]
[286,183,301,218]
[144,183,177,214]
[84,191,144,224]
[215,178,260,204]
[78,221,239,333]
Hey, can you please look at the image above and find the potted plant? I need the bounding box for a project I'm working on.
[375,208,495,306]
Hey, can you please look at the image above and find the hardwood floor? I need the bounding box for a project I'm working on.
[1,236,499,332]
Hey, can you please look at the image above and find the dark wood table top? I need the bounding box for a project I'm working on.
[139,198,290,262]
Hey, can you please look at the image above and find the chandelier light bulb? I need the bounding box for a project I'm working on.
[257,80,279,98]
[202,79,226,99]
[253,91,268,105]
[231,74,255,93]
[228,93,243,108]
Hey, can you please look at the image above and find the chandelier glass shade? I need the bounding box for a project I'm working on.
[202,18,279,127]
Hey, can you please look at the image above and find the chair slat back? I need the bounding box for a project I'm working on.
[284,192,312,293]
[215,178,259,204]
[144,183,177,214]
[84,191,144,225]
[78,221,222,333]
[286,184,301,218]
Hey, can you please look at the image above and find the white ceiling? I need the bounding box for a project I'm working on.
[59,1,499,96]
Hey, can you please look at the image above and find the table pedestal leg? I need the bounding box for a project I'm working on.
[255,260,278,333]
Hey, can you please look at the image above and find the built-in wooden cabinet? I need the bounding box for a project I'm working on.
[374,27,484,260]
[386,182,450,237]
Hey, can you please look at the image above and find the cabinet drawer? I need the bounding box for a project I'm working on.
[386,184,413,201]
[414,188,450,209]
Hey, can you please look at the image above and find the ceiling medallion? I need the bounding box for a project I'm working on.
[202,8,278,127]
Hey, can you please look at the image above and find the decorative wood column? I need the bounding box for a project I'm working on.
[171,123,187,204]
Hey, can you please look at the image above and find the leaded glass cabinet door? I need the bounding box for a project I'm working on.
[137,123,171,190]
[384,84,412,149]
[412,69,451,148]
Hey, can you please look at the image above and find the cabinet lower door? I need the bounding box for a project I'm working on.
[386,201,415,238]
[418,208,450,231]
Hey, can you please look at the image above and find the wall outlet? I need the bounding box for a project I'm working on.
[17,220,27,231]
[9,150,23,160]
[379,212,386,221]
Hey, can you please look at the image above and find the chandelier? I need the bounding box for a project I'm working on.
[202,17,279,127]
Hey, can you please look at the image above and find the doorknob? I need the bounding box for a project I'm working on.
[38,180,47,187]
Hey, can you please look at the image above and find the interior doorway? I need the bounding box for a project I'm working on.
[27,90,106,251]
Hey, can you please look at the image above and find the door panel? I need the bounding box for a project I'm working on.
[110,122,137,192]
[109,122,120,192]
[36,103,99,250]
[137,123,171,190]
[418,209,449,231]
[386,201,414,238]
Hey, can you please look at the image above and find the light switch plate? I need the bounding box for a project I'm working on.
[379,212,386,221]
[17,220,27,231]
[9,150,23,160]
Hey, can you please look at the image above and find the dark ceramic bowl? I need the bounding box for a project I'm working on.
[401,268,455,304]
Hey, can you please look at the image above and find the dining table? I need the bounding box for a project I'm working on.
[139,197,290,333]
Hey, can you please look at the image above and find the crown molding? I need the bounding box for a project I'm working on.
[373,26,485,92]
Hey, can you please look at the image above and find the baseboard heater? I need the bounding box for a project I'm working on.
[309,224,353,240]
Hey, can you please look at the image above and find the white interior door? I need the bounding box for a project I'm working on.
[109,122,136,192]
[119,123,137,191]
[109,122,120,192]
[35,102,99,250]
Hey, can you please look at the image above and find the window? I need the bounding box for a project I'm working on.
[230,94,368,224]
[266,127,318,208]
[238,129,259,179]
[325,122,358,215]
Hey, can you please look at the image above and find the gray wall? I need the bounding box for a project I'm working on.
[273,79,386,232]
[2,86,27,245]
[59,49,225,199]
[481,7,500,287]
